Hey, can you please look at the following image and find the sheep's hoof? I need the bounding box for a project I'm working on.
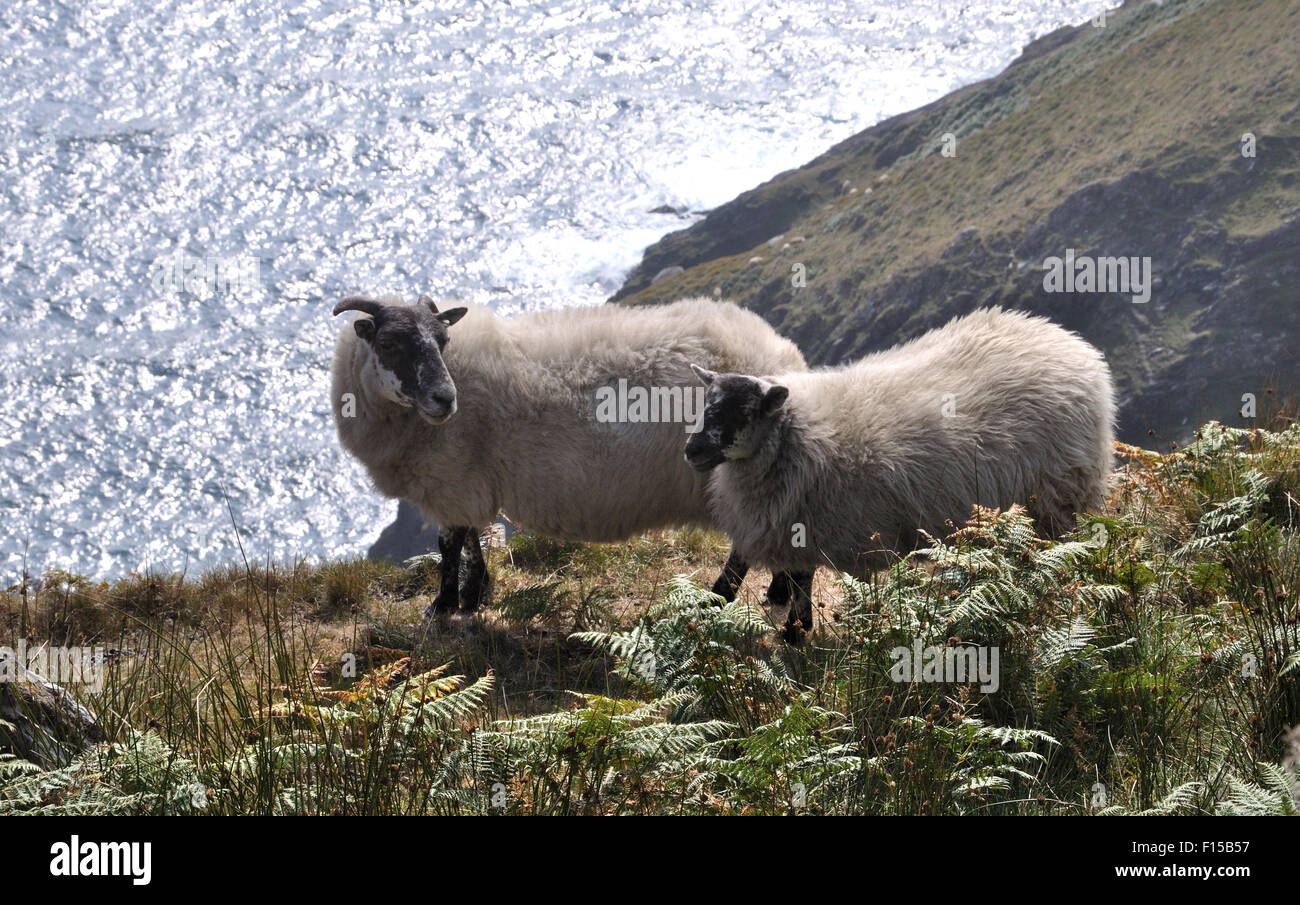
[765,585,792,609]
[708,579,736,604]
[425,593,458,618]
[781,620,807,645]
[459,583,486,612]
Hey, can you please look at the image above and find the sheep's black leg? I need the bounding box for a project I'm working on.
[765,571,793,608]
[782,571,816,643]
[460,528,488,611]
[710,550,749,602]
[427,526,467,616]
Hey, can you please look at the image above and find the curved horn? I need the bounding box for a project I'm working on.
[332,297,385,317]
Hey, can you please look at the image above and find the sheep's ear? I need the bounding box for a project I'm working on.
[760,383,789,415]
[690,364,717,386]
[419,295,438,314]
[353,318,376,341]
[437,307,468,327]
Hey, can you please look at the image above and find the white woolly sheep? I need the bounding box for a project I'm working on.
[331,295,808,614]
[685,307,1115,639]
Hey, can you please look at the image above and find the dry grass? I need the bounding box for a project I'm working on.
[4,420,1300,815]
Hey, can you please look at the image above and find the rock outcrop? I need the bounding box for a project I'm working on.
[0,649,102,769]
[367,499,441,563]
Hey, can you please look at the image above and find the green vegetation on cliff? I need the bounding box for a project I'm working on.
[3,422,1299,814]
[614,0,1300,443]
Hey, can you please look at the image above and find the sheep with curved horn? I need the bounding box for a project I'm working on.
[330,294,808,615]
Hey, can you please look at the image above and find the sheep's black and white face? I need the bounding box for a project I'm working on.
[334,296,467,424]
[684,365,789,472]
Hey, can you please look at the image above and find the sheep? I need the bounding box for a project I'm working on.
[684,306,1115,640]
[330,294,808,615]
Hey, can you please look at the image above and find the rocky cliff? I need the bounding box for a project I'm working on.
[613,0,1300,443]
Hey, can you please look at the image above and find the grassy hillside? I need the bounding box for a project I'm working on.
[3,421,1299,815]
[613,0,1300,444]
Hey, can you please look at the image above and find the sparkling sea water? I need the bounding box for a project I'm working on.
[0,0,1105,577]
